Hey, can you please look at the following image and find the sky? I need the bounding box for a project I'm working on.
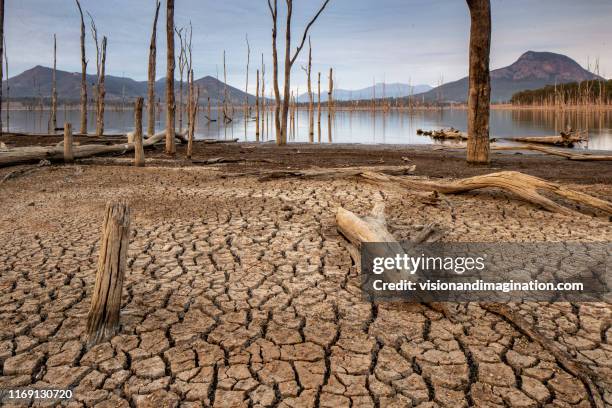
[4,0,612,94]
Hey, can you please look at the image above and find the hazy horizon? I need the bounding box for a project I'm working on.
[4,0,612,93]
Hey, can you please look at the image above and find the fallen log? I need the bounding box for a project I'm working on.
[505,134,586,147]
[360,171,612,216]
[335,199,453,318]
[417,127,467,140]
[200,138,239,144]
[255,165,416,181]
[493,144,612,161]
[0,131,172,167]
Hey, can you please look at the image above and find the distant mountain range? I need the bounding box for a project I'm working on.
[1,65,256,104]
[297,82,432,103]
[414,51,604,103]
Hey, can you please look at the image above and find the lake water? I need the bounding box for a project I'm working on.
[5,107,612,151]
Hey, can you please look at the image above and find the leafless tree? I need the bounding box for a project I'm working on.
[89,13,107,136]
[147,0,160,136]
[3,34,8,131]
[245,34,250,120]
[75,0,87,134]
[466,0,491,164]
[50,34,58,133]
[267,0,331,145]
[165,0,176,154]
[176,27,186,131]
[0,0,4,134]
[302,36,314,141]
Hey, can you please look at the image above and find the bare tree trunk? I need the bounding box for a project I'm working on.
[267,0,281,144]
[86,200,131,346]
[76,0,87,134]
[95,37,107,136]
[50,34,58,133]
[147,0,160,137]
[245,34,250,120]
[0,0,5,135]
[63,122,74,163]
[466,0,491,164]
[268,0,330,145]
[165,0,176,154]
[176,27,185,132]
[187,85,199,159]
[317,71,321,141]
[3,34,7,132]
[255,69,260,140]
[134,97,145,167]
[261,53,265,138]
[306,37,314,142]
[328,68,333,118]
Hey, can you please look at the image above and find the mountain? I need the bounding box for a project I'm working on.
[1,65,256,104]
[413,51,604,103]
[298,82,432,103]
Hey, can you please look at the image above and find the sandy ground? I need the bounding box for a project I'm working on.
[0,144,611,408]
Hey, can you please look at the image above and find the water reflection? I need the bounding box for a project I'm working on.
[4,107,612,150]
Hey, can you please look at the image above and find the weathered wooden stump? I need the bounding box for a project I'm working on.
[86,200,131,346]
[134,97,145,167]
[63,122,74,163]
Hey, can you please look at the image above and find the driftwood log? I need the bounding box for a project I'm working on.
[336,199,452,319]
[506,134,586,147]
[360,171,612,216]
[493,144,612,161]
[86,200,131,346]
[254,165,416,181]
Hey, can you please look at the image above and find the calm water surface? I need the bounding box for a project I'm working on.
[6,108,612,151]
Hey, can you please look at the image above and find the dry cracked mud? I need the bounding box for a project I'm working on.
[0,162,611,408]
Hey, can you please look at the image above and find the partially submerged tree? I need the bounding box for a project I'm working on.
[176,27,186,131]
[267,0,331,145]
[50,34,58,133]
[147,0,160,136]
[302,37,314,142]
[89,14,107,136]
[165,0,176,154]
[3,34,8,131]
[466,0,491,164]
[0,0,4,134]
[245,34,250,121]
[75,0,87,134]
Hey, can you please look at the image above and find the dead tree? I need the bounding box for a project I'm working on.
[63,122,74,163]
[317,71,321,140]
[86,200,131,346]
[301,37,314,142]
[75,0,87,134]
[0,0,4,135]
[466,0,491,164]
[245,34,250,120]
[255,69,260,139]
[267,0,331,145]
[187,86,199,159]
[176,27,186,131]
[89,14,107,136]
[261,54,266,137]
[50,34,58,133]
[147,0,160,136]
[165,0,176,155]
[222,50,232,123]
[134,97,145,167]
[4,34,8,132]
[185,23,193,132]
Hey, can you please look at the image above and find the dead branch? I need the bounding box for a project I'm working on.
[255,165,415,181]
[359,171,612,216]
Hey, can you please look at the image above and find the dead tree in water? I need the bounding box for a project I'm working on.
[255,69,260,139]
[267,0,331,145]
[244,34,250,120]
[50,34,58,133]
[147,0,160,136]
[187,86,199,159]
[466,0,491,164]
[317,72,321,140]
[176,27,186,131]
[222,50,232,123]
[0,0,4,134]
[328,68,333,118]
[86,200,131,346]
[3,35,8,131]
[89,14,107,136]
[302,37,314,142]
[165,0,176,154]
[261,53,266,137]
[75,0,87,134]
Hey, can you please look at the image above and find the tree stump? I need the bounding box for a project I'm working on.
[63,122,74,163]
[86,200,131,346]
[134,97,145,167]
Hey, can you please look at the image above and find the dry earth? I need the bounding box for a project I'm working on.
[0,154,611,407]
